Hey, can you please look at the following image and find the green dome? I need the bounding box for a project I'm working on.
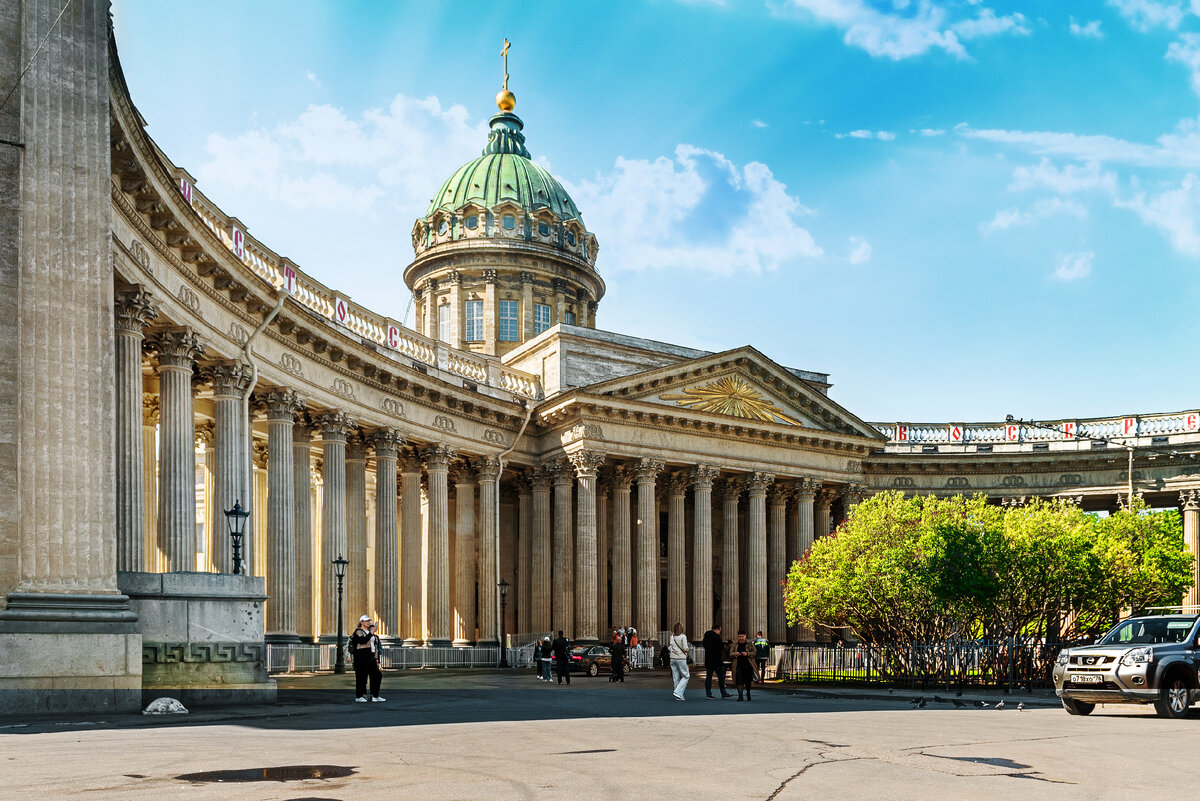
[426,112,583,223]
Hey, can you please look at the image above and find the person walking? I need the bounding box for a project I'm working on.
[702,624,732,699]
[754,631,770,682]
[609,635,627,683]
[533,638,545,680]
[731,630,759,701]
[552,631,572,684]
[539,636,553,681]
[349,615,384,702]
[667,622,691,701]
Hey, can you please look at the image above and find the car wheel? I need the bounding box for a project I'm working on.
[588,662,599,678]
[1062,698,1094,716]
[1154,674,1192,719]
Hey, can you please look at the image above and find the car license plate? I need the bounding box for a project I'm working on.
[1071,674,1102,684]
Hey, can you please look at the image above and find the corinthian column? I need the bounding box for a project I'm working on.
[115,288,158,573]
[142,394,161,572]
[452,461,476,646]
[476,456,502,645]
[597,476,610,634]
[206,361,253,573]
[530,467,552,632]
[792,479,818,641]
[1182,491,1200,609]
[316,411,354,639]
[345,434,369,621]
[570,451,604,642]
[372,430,404,641]
[152,329,205,572]
[516,473,532,635]
[550,460,574,636]
[610,466,633,629]
[745,472,773,640]
[690,465,719,640]
[665,472,688,634]
[264,389,300,640]
[422,444,457,646]
[721,478,743,635]
[634,458,664,638]
[293,416,314,640]
[767,483,789,643]
[815,487,835,540]
[399,450,423,645]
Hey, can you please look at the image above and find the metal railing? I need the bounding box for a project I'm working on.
[267,643,503,673]
[776,640,1071,690]
[872,411,1200,450]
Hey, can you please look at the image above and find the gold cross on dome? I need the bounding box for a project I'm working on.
[502,39,510,90]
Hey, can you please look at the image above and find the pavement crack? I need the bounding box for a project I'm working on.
[765,755,872,801]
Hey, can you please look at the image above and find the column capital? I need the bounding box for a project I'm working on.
[483,268,498,284]
[253,441,269,470]
[746,471,775,496]
[568,450,605,479]
[512,469,533,494]
[769,482,791,506]
[529,465,553,492]
[690,464,720,491]
[475,455,503,482]
[115,287,159,335]
[1182,490,1200,511]
[195,420,215,448]
[292,416,314,443]
[547,458,574,487]
[449,459,473,485]
[841,482,867,505]
[664,471,689,497]
[372,429,407,459]
[142,393,160,426]
[793,477,821,503]
[610,464,634,491]
[634,457,664,484]
[261,388,302,422]
[346,432,370,462]
[422,443,457,470]
[315,410,356,442]
[150,327,205,369]
[203,360,254,399]
[721,477,744,501]
[397,447,423,473]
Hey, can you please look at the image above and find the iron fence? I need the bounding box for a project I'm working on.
[776,640,1072,690]
[267,643,503,674]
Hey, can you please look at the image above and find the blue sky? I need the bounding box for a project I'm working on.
[111,1,1200,423]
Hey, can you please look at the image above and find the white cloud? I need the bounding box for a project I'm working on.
[979,197,1087,233]
[752,119,769,128]
[1069,17,1104,38]
[1052,251,1094,281]
[305,71,321,88]
[847,236,872,264]
[198,93,486,214]
[916,127,945,136]
[1009,159,1117,195]
[954,119,1200,169]
[1107,0,1185,31]
[837,129,896,140]
[780,0,1028,60]
[1167,33,1200,99]
[566,144,823,275]
[1117,173,1200,255]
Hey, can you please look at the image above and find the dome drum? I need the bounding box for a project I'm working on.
[414,199,597,267]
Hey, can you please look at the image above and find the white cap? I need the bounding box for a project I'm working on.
[359,615,371,622]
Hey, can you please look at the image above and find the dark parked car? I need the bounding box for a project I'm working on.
[567,644,617,677]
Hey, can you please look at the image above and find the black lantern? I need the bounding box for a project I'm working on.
[223,500,250,575]
[498,579,510,668]
[332,554,349,675]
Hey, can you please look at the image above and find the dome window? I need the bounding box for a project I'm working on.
[566,231,576,246]
[538,221,550,236]
[438,220,449,236]
[502,214,516,230]
[465,215,479,230]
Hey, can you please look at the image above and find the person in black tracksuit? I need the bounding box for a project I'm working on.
[702,624,732,698]
[552,631,571,685]
[609,637,626,683]
[349,615,384,702]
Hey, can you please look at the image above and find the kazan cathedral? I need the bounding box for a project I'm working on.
[3,2,1200,713]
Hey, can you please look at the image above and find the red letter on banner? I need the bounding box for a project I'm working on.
[1188,413,1199,431]
[949,425,963,443]
[1063,421,1076,439]
[1122,417,1136,436]
[179,178,193,205]
[283,265,296,295]
[335,299,347,323]
[896,425,908,442]
[1005,424,1019,441]
[387,325,399,349]
[231,228,245,260]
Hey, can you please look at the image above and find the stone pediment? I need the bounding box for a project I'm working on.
[579,346,884,440]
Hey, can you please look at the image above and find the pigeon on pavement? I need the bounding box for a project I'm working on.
[972,700,988,708]
[995,700,1006,710]
[1017,702,1025,711]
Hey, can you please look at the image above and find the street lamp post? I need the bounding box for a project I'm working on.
[223,500,250,575]
[332,554,349,675]
[498,579,510,668]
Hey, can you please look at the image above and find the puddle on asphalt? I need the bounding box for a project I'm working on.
[175,765,356,783]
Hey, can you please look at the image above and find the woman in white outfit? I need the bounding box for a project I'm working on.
[668,622,691,701]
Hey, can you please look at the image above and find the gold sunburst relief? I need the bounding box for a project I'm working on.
[659,376,803,426]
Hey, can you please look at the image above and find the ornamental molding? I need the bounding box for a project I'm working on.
[142,642,264,664]
[279,353,303,377]
[660,376,803,427]
[382,398,407,418]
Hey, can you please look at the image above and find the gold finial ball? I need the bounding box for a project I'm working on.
[496,89,516,112]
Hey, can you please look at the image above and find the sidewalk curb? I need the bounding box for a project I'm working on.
[777,685,1062,708]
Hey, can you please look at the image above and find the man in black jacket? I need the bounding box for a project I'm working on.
[552,631,572,685]
[702,624,732,699]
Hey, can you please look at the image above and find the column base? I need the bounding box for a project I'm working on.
[425,638,452,648]
[0,591,137,633]
[402,637,423,647]
[475,637,500,647]
[265,633,304,644]
[452,639,475,648]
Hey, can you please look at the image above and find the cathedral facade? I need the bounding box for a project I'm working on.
[2,1,1199,713]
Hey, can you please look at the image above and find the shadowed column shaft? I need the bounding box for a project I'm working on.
[611,471,632,629]
[265,392,298,638]
[722,481,741,636]
[155,330,204,572]
[372,432,402,640]
[476,458,501,645]
[635,460,663,638]
[745,473,772,640]
[552,465,574,636]
[115,289,157,572]
[768,490,787,642]
[400,456,423,644]
[293,423,314,640]
[691,466,717,640]
[345,438,368,620]
[422,445,455,646]
[318,413,352,639]
[530,471,551,632]
[453,472,476,646]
